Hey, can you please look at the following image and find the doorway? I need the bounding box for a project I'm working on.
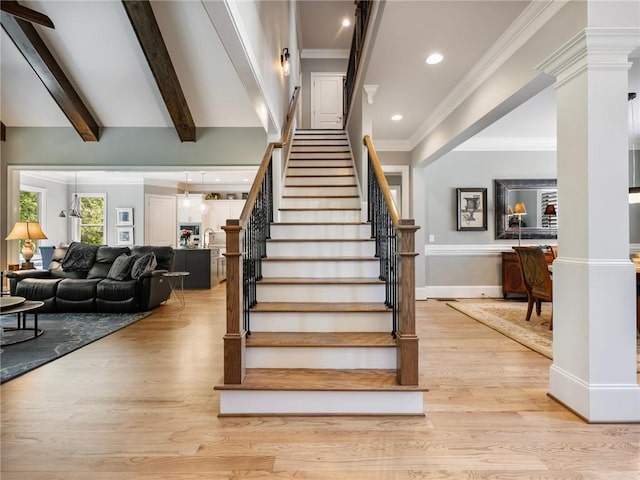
[310,72,345,129]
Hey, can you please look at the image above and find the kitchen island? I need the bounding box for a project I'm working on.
[172,248,226,289]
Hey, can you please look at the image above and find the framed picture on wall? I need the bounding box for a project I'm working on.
[116,227,134,246]
[456,188,487,231]
[116,207,133,226]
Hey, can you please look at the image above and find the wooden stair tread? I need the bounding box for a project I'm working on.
[272,221,368,225]
[279,207,360,211]
[215,369,426,392]
[246,332,395,347]
[288,165,353,168]
[282,195,359,199]
[252,301,390,312]
[262,256,377,262]
[285,174,356,178]
[267,238,373,243]
[284,183,357,187]
[258,277,383,285]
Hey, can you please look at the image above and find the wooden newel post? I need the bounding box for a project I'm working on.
[222,220,246,384]
[396,218,420,385]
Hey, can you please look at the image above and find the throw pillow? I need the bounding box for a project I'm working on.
[61,242,98,272]
[131,252,157,280]
[106,253,136,281]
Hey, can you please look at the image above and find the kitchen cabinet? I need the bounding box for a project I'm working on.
[202,200,245,233]
[173,249,210,289]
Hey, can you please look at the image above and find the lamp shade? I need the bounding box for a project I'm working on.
[514,202,527,215]
[543,204,557,215]
[6,221,48,240]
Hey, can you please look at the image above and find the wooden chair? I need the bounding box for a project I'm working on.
[513,246,553,330]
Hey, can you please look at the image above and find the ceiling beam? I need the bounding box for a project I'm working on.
[1,13,100,141]
[1,1,54,29]
[122,1,196,142]
[1,122,6,141]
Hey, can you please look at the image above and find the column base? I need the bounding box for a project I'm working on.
[549,364,640,423]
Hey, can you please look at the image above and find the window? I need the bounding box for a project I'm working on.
[19,187,46,266]
[75,194,106,245]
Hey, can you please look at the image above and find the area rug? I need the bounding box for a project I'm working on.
[447,301,640,371]
[0,311,153,383]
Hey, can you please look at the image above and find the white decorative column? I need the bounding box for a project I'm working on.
[538,28,640,422]
[361,85,378,222]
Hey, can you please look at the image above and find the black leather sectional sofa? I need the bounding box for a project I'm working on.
[8,242,175,313]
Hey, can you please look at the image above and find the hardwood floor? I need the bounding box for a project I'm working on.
[2,286,639,479]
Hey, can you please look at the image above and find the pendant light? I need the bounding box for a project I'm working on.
[59,172,83,218]
[199,171,210,215]
[180,172,191,208]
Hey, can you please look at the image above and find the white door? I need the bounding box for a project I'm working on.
[145,194,177,246]
[311,73,344,129]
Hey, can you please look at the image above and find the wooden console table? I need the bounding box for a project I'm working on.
[501,250,554,299]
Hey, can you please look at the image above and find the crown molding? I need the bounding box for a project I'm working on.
[454,136,557,151]
[301,49,349,59]
[409,0,569,149]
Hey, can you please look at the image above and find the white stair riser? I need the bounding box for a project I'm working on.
[219,390,424,415]
[285,176,356,186]
[250,311,391,333]
[290,152,352,160]
[291,147,350,154]
[267,240,375,257]
[288,159,353,167]
[270,223,370,239]
[295,132,346,138]
[257,284,384,303]
[279,210,361,222]
[262,260,379,277]
[283,186,359,197]
[246,346,396,369]
[280,197,360,209]
[287,167,353,176]
[292,140,349,147]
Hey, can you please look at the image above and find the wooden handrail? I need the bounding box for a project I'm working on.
[364,135,399,227]
[238,87,301,228]
[278,86,300,147]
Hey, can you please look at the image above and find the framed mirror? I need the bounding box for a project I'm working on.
[495,179,557,240]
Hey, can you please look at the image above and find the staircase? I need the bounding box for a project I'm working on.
[215,130,425,415]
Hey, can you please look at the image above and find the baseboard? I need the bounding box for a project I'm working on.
[418,285,502,299]
[549,364,640,423]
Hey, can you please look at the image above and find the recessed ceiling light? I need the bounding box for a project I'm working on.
[391,114,403,121]
[426,53,443,65]
[215,178,221,182]
[342,18,351,27]
[243,178,249,182]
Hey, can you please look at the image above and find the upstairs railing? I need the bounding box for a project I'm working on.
[364,135,420,386]
[222,86,300,385]
[344,0,373,124]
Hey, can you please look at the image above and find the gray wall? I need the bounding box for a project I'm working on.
[2,127,267,167]
[419,150,557,289]
[300,58,348,129]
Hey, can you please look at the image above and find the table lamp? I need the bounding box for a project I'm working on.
[513,202,527,246]
[5,221,48,269]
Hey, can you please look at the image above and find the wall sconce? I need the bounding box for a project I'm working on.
[280,47,290,76]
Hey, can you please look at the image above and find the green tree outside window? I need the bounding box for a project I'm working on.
[79,196,105,245]
[19,190,40,252]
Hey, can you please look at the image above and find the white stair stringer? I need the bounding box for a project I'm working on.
[216,129,424,416]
